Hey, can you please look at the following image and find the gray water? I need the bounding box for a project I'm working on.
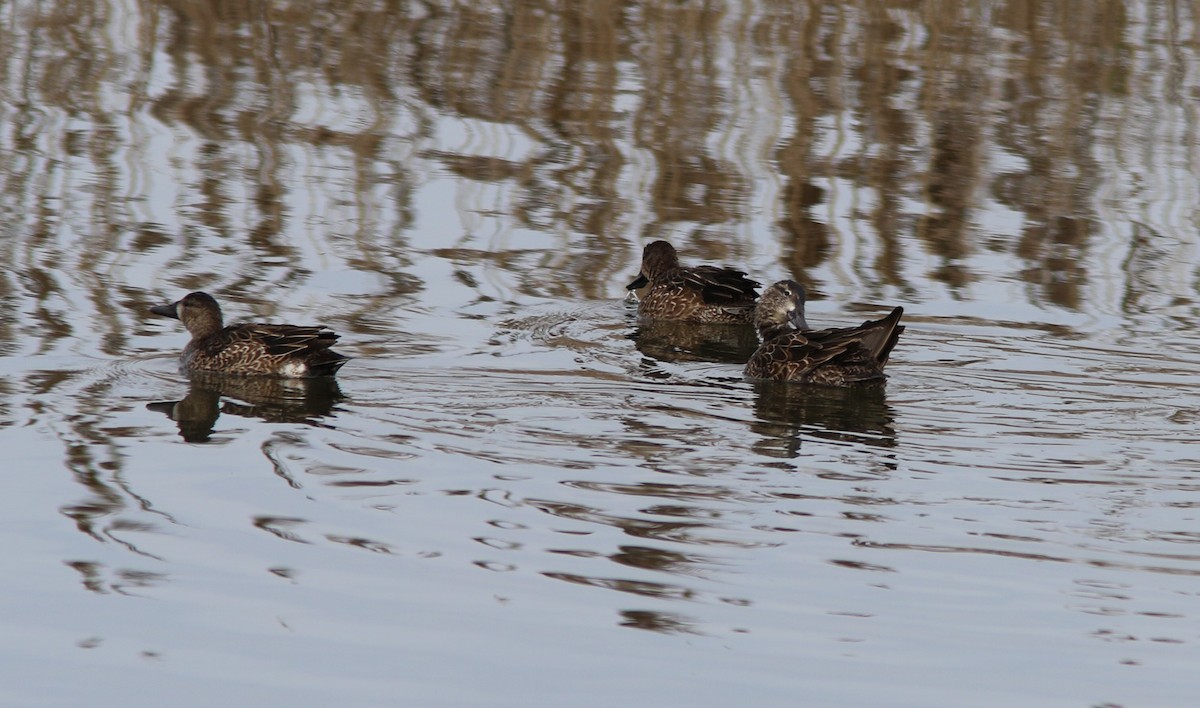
[3,1,1200,706]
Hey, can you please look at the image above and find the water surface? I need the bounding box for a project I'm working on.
[2,1,1200,706]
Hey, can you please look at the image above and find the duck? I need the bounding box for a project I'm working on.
[150,291,349,377]
[744,280,904,385]
[626,240,760,323]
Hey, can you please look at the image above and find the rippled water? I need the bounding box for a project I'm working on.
[3,1,1200,706]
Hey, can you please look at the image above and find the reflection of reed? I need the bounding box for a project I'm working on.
[749,380,896,459]
[618,609,700,635]
[147,373,344,443]
[1,0,1197,361]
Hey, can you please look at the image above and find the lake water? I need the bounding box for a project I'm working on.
[3,1,1200,706]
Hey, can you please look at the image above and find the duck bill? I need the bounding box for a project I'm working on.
[786,308,810,331]
[626,273,649,290]
[150,302,179,319]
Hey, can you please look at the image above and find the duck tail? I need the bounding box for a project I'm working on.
[310,351,351,376]
[861,307,905,367]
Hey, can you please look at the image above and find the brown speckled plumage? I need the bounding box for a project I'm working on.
[150,292,349,377]
[744,280,904,385]
[626,240,759,323]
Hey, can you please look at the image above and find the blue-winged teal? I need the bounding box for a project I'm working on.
[626,240,760,323]
[744,280,904,385]
[150,291,349,377]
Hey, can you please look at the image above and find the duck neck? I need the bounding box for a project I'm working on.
[185,311,225,340]
[757,320,795,341]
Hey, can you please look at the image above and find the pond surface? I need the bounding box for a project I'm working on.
[3,1,1200,706]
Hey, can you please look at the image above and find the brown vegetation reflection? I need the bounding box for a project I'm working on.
[1,0,1189,337]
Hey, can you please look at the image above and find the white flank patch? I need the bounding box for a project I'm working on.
[279,361,309,378]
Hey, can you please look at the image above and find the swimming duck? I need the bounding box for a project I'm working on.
[744,280,904,385]
[626,240,760,323]
[150,291,349,377]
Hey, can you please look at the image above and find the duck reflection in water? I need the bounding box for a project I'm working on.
[628,317,762,364]
[749,380,896,459]
[147,372,344,443]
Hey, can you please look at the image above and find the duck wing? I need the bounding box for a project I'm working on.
[238,324,341,357]
[679,265,760,306]
[744,329,872,382]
